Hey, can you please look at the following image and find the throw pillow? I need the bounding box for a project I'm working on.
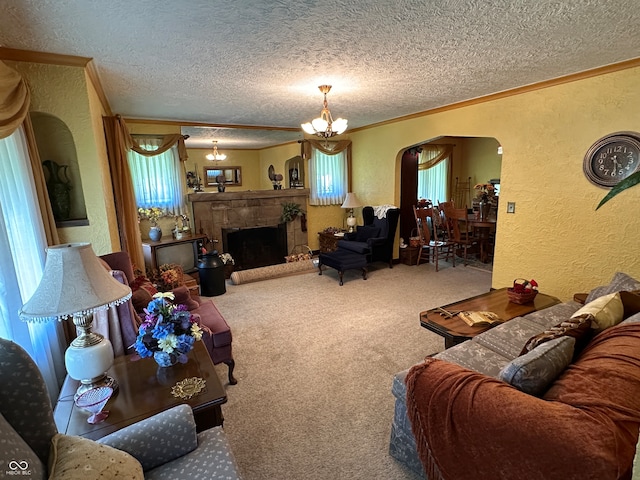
[585,272,640,303]
[520,315,593,358]
[131,280,158,313]
[499,336,575,396]
[48,433,143,479]
[571,292,624,331]
[355,226,380,242]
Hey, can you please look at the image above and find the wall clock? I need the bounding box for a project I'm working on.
[583,132,640,188]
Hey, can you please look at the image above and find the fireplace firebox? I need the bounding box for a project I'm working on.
[222,224,288,271]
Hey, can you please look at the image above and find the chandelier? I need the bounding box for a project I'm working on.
[301,85,348,138]
[205,140,226,161]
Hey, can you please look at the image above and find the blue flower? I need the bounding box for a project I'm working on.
[153,351,175,367]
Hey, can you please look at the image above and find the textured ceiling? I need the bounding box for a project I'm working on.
[1,0,639,148]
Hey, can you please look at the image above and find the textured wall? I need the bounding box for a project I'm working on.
[350,66,640,301]
[11,62,116,254]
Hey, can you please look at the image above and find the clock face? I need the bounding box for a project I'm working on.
[584,133,640,188]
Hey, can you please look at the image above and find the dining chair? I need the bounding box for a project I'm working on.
[412,205,453,271]
[448,207,477,266]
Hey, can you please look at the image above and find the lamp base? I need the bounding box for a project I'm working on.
[346,214,357,233]
[75,374,119,401]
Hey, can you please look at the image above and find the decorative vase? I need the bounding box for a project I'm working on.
[479,200,491,221]
[42,160,72,221]
[149,226,162,241]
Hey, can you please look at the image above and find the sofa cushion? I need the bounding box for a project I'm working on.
[0,413,45,480]
[355,226,380,242]
[48,433,143,479]
[571,292,624,331]
[499,336,575,396]
[472,316,552,360]
[585,272,640,303]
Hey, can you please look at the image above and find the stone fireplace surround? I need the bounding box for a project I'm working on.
[188,189,309,267]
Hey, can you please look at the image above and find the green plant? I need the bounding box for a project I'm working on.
[281,202,303,222]
[596,171,640,210]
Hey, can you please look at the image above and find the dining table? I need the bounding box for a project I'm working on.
[467,214,496,263]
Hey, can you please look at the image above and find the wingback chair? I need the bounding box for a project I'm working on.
[337,206,400,268]
[0,337,242,479]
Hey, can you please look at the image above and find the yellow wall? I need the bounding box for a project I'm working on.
[11,62,118,255]
[350,66,640,300]
[185,148,262,192]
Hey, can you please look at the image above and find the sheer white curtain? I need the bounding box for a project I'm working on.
[127,137,185,214]
[0,126,67,401]
[309,147,348,205]
[418,147,450,204]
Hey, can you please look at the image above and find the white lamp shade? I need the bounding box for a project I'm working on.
[301,122,315,135]
[311,117,328,132]
[332,118,348,134]
[19,243,131,322]
[341,192,363,209]
[65,338,114,381]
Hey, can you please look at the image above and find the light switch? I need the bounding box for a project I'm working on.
[507,202,516,213]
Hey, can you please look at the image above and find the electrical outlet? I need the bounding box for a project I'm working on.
[507,202,516,213]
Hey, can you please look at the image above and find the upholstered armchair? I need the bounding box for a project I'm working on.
[0,338,242,479]
[337,206,400,268]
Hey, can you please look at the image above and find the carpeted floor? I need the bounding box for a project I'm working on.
[209,260,491,480]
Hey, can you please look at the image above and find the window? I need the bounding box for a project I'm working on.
[0,126,66,401]
[417,146,451,204]
[308,146,348,205]
[127,137,184,213]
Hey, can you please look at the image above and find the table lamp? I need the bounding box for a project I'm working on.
[341,192,362,233]
[19,243,132,399]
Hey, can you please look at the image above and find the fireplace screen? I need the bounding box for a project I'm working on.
[222,223,287,270]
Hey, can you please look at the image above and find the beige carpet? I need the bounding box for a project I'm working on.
[209,261,492,480]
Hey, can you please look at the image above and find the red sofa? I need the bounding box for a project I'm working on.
[100,251,236,385]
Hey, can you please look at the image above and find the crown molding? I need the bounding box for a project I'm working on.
[0,47,91,66]
[349,57,640,133]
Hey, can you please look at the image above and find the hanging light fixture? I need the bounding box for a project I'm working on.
[301,85,348,138]
[206,140,227,161]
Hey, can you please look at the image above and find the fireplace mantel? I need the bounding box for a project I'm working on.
[189,189,309,203]
[189,189,309,258]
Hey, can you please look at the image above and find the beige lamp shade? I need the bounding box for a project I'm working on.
[341,192,362,209]
[19,243,131,322]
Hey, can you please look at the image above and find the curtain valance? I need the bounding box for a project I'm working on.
[302,139,351,157]
[0,60,30,139]
[117,116,188,161]
[418,144,453,170]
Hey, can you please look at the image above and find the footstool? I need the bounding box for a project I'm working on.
[318,249,368,286]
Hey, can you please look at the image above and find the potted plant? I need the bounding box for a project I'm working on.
[281,202,303,222]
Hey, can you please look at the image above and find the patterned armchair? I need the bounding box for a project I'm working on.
[0,338,242,479]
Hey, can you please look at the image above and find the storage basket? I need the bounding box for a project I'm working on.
[285,244,313,263]
[507,278,538,304]
[409,229,421,247]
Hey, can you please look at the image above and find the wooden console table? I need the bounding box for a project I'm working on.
[54,342,227,440]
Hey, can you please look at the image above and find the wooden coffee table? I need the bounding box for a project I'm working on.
[421,287,560,348]
[54,341,227,440]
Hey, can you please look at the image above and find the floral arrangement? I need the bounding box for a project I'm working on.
[220,253,234,265]
[474,183,495,202]
[138,206,167,226]
[151,263,183,291]
[134,292,203,366]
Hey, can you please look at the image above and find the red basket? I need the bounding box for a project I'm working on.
[507,278,538,304]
